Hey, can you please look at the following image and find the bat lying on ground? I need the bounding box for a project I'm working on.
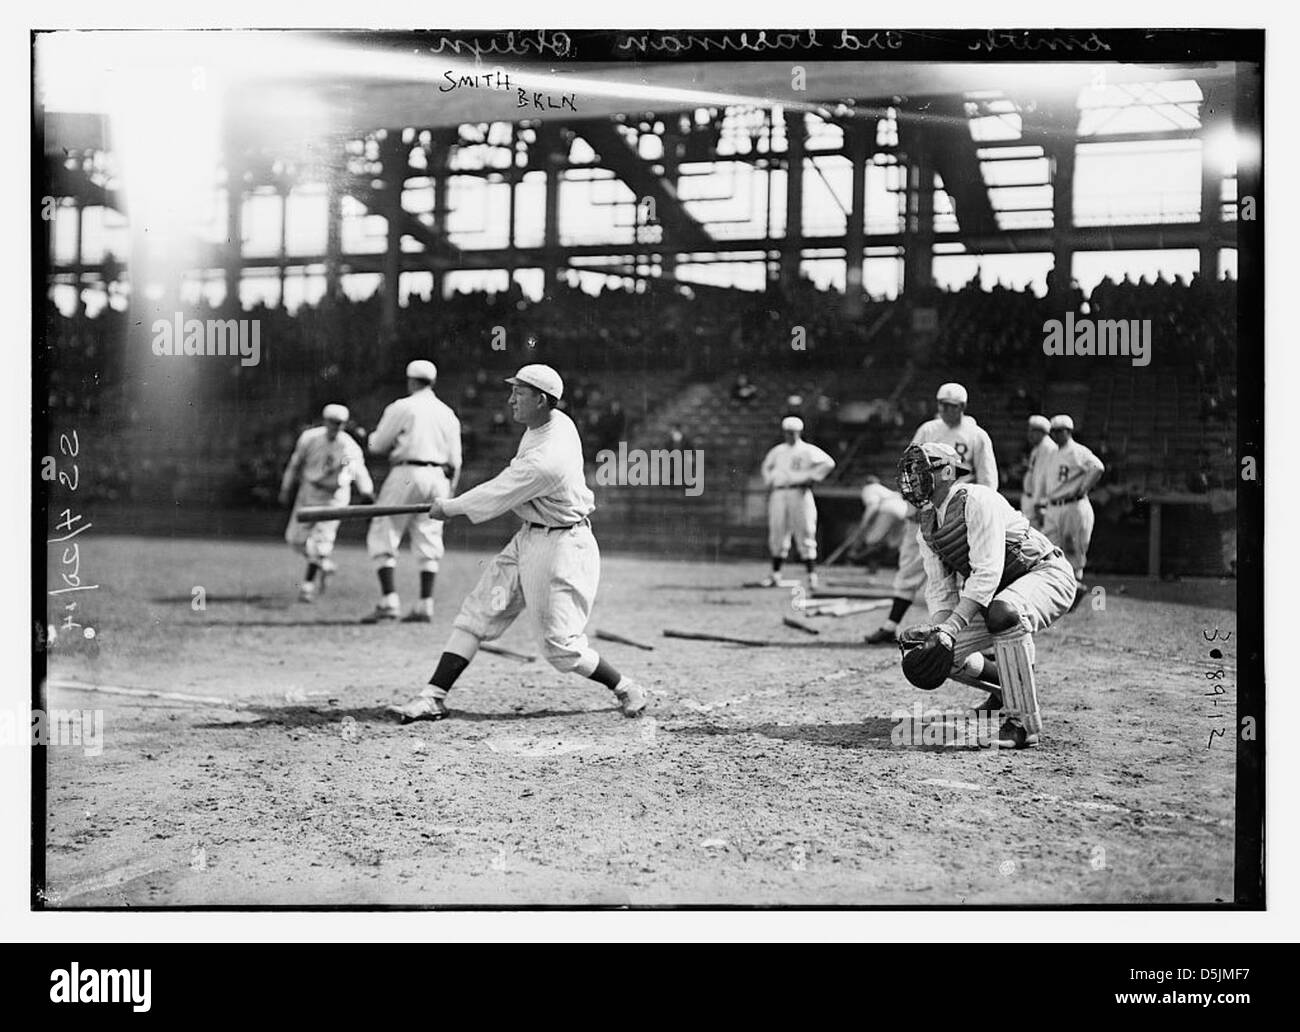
[296,503,431,523]
[596,629,656,651]
[479,642,537,662]
[663,628,774,647]
[782,616,820,636]
[799,598,893,618]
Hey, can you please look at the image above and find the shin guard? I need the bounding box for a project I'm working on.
[992,629,1043,737]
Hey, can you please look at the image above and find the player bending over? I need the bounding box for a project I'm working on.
[893,442,1076,749]
[389,364,648,723]
[280,404,374,602]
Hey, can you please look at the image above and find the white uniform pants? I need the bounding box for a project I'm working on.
[1043,498,1095,580]
[861,506,907,551]
[768,487,818,561]
[950,553,1077,665]
[366,465,450,574]
[891,520,926,600]
[285,484,347,562]
[453,522,601,675]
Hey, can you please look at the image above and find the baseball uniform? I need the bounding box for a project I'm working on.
[442,408,601,674]
[893,414,999,600]
[282,427,373,563]
[366,386,463,574]
[1042,439,1105,580]
[761,439,836,561]
[919,483,1076,663]
[1020,435,1059,522]
[859,481,910,551]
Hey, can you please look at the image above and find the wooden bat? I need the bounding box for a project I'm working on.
[596,629,656,651]
[663,628,773,647]
[479,642,537,663]
[296,503,431,523]
[782,616,820,636]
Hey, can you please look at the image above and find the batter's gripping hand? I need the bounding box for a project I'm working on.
[899,627,955,691]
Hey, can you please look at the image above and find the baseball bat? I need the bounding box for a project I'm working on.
[596,629,656,651]
[663,628,773,647]
[295,503,431,523]
[479,642,537,663]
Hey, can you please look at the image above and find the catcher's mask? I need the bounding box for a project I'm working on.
[897,444,940,506]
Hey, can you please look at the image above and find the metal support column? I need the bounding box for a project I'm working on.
[843,121,869,317]
[781,109,805,293]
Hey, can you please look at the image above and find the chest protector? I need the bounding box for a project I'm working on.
[920,488,1057,594]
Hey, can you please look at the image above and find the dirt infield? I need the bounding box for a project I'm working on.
[40,535,1237,907]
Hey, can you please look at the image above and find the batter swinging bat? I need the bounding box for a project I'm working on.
[295,503,431,523]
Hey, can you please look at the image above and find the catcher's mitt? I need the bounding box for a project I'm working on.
[899,628,954,690]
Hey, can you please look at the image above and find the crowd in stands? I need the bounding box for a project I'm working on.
[42,269,1239,506]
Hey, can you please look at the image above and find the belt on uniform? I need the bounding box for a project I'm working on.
[1048,496,1084,507]
[396,460,447,467]
[525,518,590,532]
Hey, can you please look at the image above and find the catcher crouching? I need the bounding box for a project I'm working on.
[894,442,1077,748]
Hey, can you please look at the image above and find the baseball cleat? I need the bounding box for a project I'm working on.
[995,717,1039,749]
[388,695,450,724]
[361,605,400,624]
[864,626,898,645]
[297,584,317,604]
[400,609,433,623]
[612,679,649,717]
[318,560,337,593]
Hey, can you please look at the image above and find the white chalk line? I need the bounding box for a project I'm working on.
[919,778,1231,827]
[44,854,178,906]
[49,679,237,708]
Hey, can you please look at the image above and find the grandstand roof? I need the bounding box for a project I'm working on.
[40,32,1234,152]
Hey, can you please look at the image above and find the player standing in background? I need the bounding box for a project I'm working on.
[280,404,374,603]
[759,416,837,589]
[362,360,463,624]
[1020,414,1057,528]
[894,442,1076,749]
[865,382,998,644]
[388,364,648,723]
[1041,414,1106,607]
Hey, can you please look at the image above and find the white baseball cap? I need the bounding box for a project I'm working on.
[506,363,564,401]
[781,416,804,432]
[1050,414,1075,431]
[936,382,968,405]
[321,403,350,423]
[406,359,438,383]
[1028,414,1051,432]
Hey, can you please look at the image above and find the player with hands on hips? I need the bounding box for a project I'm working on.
[866,382,998,645]
[389,364,648,724]
[280,404,374,602]
[759,416,836,589]
[1041,414,1105,608]
[894,441,1077,749]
